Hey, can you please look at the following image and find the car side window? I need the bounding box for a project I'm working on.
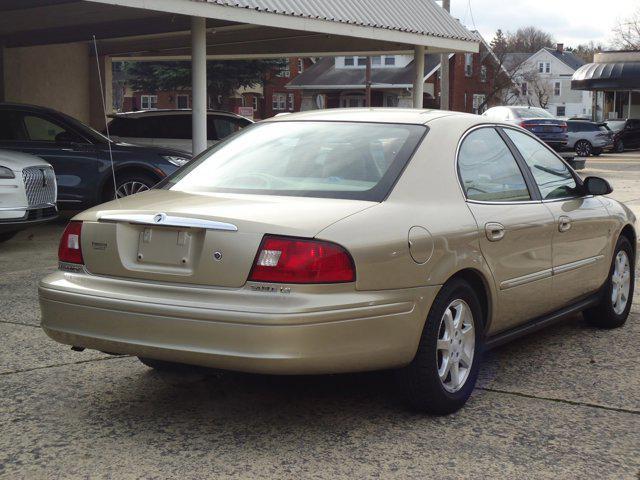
[0,111,27,141]
[22,114,82,143]
[458,128,531,202]
[504,129,579,200]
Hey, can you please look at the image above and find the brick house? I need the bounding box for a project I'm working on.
[262,57,313,118]
[287,33,500,114]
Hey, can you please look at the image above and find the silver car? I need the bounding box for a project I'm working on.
[566,120,613,157]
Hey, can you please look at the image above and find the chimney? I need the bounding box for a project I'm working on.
[556,43,564,53]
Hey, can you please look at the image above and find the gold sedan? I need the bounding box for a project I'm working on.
[39,109,636,414]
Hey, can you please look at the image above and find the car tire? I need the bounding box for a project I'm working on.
[615,141,625,153]
[0,231,17,243]
[103,172,157,202]
[583,236,635,329]
[397,278,483,415]
[575,140,593,157]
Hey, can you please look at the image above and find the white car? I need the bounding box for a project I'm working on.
[0,150,57,242]
[105,110,253,153]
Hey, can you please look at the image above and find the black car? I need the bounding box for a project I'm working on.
[0,103,191,210]
[606,119,640,153]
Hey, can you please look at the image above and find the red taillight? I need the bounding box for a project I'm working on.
[249,235,355,284]
[559,122,568,132]
[519,121,528,128]
[58,221,84,264]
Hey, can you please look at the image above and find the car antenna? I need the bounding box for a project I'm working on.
[92,35,119,202]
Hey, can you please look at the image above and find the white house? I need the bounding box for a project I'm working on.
[508,44,592,118]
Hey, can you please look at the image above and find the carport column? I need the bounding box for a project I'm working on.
[413,46,426,108]
[192,16,207,155]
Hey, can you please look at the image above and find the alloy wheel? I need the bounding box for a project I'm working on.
[116,181,150,199]
[611,250,631,315]
[436,299,475,393]
[575,140,592,157]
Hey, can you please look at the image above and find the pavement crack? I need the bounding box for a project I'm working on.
[0,320,41,328]
[0,355,131,377]
[478,386,639,415]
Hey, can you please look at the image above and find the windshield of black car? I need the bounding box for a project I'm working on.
[607,120,626,131]
[513,108,555,119]
[164,121,426,201]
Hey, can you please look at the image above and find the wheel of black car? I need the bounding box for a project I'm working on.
[0,231,18,243]
[615,141,625,153]
[575,140,593,157]
[397,278,483,415]
[583,236,635,329]
[115,173,156,199]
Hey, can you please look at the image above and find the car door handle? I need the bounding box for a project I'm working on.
[558,216,572,232]
[485,222,505,242]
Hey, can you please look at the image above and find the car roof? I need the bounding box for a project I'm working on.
[0,102,64,116]
[263,108,473,126]
[110,109,252,121]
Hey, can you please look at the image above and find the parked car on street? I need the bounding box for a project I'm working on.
[606,119,640,153]
[566,120,613,157]
[0,150,57,242]
[40,109,636,415]
[0,103,191,210]
[482,106,568,150]
[105,110,253,153]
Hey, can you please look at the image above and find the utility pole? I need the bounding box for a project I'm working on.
[440,0,451,111]
[365,56,372,107]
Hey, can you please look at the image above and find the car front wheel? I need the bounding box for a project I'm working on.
[615,141,625,153]
[397,278,483,415]
[584,236,635,329]
[575,140,593,157]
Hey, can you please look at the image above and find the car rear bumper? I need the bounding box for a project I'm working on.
[39,271,439,374]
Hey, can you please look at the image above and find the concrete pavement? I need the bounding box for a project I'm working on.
[0,153,639,479]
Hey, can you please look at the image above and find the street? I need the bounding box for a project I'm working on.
[1,153,639,480]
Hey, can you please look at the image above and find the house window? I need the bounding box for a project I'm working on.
[556,106,566,117]
[344,57,355,67]
[384,56,396,66]
[371,56,381,66]
[252,96,259,111]
[539,62,550,73]
[140,95,158,110]
[464,53,473,77]
[272,93,287,111]
[176,94,189,109]
[288,93,295,111]
[277,60,291,78]
[521,82,528,96]
[472,94,486,114]
[554,81,561,96]
[297,59,304,73]
[480,65,488,83]
[357,57,367,66]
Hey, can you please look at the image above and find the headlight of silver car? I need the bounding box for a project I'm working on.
[162,156,190,167]
[0,166,15,179]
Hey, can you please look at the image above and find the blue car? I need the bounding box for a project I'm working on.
[0,103,191,210]
[482,106,568,151]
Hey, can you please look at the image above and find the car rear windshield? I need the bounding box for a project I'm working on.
[163,121,427,201]
[513,108,555,119]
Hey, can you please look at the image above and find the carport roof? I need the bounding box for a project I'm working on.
[0,0,479,57]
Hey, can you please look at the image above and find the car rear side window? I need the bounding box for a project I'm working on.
[458,128,531,202]
[504,129,578,200]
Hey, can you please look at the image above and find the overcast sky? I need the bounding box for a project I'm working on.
[447,0,638,47]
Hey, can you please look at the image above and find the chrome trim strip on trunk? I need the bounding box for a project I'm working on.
[500,269,553,290]
[98,213,238,232]
[552,255,603,275]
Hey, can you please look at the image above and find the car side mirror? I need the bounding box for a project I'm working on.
[584,176,613,196]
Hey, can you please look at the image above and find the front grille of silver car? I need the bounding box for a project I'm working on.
[22,167,56,207]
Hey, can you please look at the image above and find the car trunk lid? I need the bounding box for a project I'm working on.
[75,190,374,287]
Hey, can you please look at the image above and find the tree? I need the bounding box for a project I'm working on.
[612,8,640,49]
[506,26,555,53]
[524,70,552,109]
[567,42,605,63]
[124,59,285,108]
